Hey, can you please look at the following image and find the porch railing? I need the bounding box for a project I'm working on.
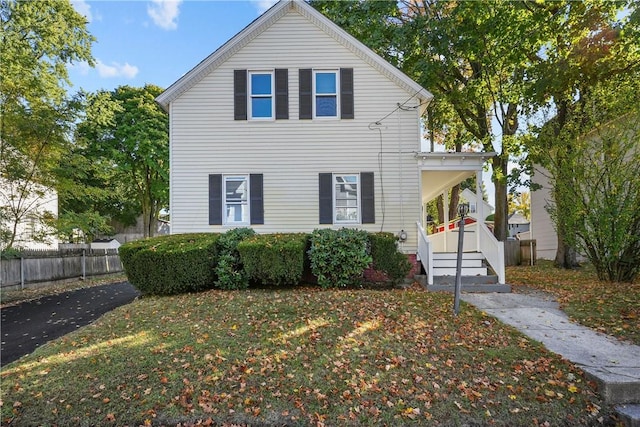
[478,222,505,284]
[416,222,433,285]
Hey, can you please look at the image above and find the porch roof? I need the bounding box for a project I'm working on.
[416,152,495,202]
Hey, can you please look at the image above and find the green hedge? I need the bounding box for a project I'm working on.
[308,228,372,288]
[214,227,255,290]
[120,233,221,295]
[238,233,307,286]
[369,232,411,283]
[120,230,412,295]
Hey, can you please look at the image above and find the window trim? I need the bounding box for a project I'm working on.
[333,173,360,224]
[313,69,339,119]
[223,174,250,225]
[248,70,274,120]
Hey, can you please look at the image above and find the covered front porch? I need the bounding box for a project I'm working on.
[415,152,506,289]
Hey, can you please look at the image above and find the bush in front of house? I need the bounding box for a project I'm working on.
[308,228,372,288]
[369,232,412,284]
[214,227,255,290]
[238,233,307,286]
[120,233,221,295]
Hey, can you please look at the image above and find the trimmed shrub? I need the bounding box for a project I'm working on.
[214,227,255,290]
[119,233,221,295]
[308,228,372,288]
[369,232,412,283]
[238,233,307,286]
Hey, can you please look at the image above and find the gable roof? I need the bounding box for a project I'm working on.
[156,0,432,113]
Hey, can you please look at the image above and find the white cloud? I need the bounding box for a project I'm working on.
[95,60,139,79]
[70,0,93,22]
[252,0,278,14]
[147,0,182,30]
[70,60,92,75]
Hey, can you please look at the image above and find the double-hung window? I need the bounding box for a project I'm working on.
[249,71,273,119]
[334,174,359,223]
[224,175,249,224]
[319,172,374,225]
[314,70,338,118]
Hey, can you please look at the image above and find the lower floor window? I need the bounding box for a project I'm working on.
[224,175,249,224]
[334,174,360,223]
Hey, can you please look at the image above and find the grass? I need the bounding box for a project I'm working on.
[0,273,128,308]
[1,286,618,426]
[507,260,640,346]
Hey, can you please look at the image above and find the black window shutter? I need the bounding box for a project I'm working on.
[234,69,247,120]
[299,69,312,120]
[319,173,333,224]
[340,68,354,119]
[360,172,375,224]
[275,69,288,120]
[209,174,223,225]
[250,174,264,225]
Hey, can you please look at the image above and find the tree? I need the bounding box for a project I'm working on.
[74,85,169,238]
[508,191,530,221]
[526,0,640,268]
[538,74,640,282]
[312,0,547,242]
[0,0,94,248]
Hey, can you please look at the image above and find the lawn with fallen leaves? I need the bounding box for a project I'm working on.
[1,287,617,426]
[508,261,640,346]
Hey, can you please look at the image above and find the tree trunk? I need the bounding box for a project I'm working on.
[448,184,461,220]
[554,232,579,269]
[492,154,509,242]
[436,194,445,225]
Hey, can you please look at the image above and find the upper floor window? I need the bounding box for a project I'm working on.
[235,69,288,121]
[314,70,338,118]
[249,71,273,119]
[300,68,353,120]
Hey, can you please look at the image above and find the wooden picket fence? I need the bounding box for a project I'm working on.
[0,249,123,290]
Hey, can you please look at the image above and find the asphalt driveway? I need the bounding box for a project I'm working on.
[1,281,140,367]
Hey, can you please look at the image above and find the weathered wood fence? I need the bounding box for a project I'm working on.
[504,239,537,266]
[0,249,123,290]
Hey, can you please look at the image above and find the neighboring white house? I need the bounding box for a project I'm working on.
[156,0,505,286]
[90,238,121,251]
[508,212,530,238]
[0,178,59,250]
[460,188,494,222]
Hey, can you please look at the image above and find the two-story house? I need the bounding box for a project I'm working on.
[156,0,506,288]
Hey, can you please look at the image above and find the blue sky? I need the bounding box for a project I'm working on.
[68,0,278,93]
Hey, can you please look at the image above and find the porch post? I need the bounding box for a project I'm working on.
[476,170,483,250]
[442,190,449,252]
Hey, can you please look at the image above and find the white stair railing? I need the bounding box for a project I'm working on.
[478,222,505,284]
[416,222,433,285]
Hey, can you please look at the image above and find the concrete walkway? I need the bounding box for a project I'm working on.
[461,292,640,426]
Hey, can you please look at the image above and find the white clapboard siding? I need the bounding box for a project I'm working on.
[169,8,423,252]
[530,165,557,260]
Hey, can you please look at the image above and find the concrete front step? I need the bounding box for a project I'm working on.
[433,258,484,268]
[415,275,511,293]
[434,252,484,260]
[433,267,488,276]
